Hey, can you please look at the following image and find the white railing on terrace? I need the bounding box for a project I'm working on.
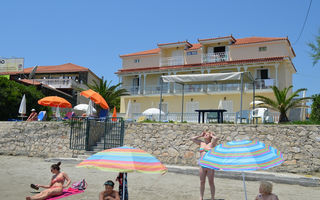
[34,78,82,89]
[203,52,228,63]
[175,84,203,93]
[121,86,140,95]
[116,112,280,123]
[160,56,184,66]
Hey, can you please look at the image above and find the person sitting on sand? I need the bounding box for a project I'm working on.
[26,162,71,200]
[99,180,120,200]
[27,109,38,121]
[255,181,279,200]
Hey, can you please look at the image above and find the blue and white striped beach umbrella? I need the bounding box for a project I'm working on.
[199,140,283,171]
[199,140,284,200]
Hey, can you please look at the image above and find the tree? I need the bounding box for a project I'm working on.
[310,94,320,122]
[87,78,128,111]
[255,86,310,123]
[308,30,320,66]
[0,77,49,121]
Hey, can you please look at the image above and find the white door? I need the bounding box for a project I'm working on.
[158,103,168,113]
[186,102,199,113]
[207,47,214,62]
[172,50,184,65]
[218,100,233,112]
[131,103,141,114]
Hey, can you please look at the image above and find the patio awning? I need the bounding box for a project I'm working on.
[161,72,254,85]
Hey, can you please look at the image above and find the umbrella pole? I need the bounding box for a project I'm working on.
[242,172,248,200]
[122,173,127,200]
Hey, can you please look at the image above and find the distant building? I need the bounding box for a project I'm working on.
[116,36,296,117]
[0,63,101,105]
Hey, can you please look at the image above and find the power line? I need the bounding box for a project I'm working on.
[293,0,313,45]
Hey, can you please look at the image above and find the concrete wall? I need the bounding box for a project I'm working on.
[124,123,320,174]
[0,122,85,158]
[2,121,319,174]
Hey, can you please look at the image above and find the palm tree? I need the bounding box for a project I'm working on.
[255,86,310,123]
[87,78,128,111]
[308,29,320,66]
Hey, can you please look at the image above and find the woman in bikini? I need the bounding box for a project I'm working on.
[191,129,219,200]
[26,162,71,200]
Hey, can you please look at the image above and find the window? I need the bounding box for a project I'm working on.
[257,69,269,79]
[187,51,197,56]
[259,46,267,52]
[134,59,140,63]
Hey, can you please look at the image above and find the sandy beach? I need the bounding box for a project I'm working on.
[0,155,319,200]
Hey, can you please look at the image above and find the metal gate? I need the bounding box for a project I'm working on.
[70,117,124,151]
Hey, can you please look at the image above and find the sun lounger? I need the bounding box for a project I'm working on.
[38,111,47,121]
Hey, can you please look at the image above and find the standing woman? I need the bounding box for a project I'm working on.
[191,129,219,200]
[26,162,71,200]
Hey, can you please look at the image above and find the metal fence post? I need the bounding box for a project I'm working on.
[85,118,90,151]
[120,118,125,146]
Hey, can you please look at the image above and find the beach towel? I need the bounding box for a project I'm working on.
[45,188,84,200]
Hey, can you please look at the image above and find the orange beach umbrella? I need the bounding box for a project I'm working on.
[38,96,72,108]
[80,89,109,110]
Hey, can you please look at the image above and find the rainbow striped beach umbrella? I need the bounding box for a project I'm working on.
[77,146,167,174]
[199,140,284,200]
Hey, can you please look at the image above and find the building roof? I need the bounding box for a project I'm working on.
[17,79,42,86]
[116,56,291,74]
[120,36,293,57]
[0,63,90,75]
[233,37,287,45]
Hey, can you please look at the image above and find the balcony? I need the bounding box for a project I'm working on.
[121,79,275,96]
[34,78,84,89]
[203,52,228,63]
[160,56,184,66]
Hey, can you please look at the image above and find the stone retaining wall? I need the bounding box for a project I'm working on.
[1,121,319,173]
[0,121,85,158]
[124,123,320,173]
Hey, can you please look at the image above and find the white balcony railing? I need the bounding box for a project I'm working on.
[160,56,184,66]
[203,52,228,63]
[34,78,83,89]
[121,79,275,96]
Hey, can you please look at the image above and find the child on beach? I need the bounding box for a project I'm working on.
[255,181,279,200]
[99,180,120,200]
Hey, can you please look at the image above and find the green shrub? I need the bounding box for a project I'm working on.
[310,94,320,122]
[0,78,49,121]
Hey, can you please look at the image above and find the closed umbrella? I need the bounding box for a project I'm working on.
[199,140,283,200]
[18,94,27,119]
[125,100,132,120]
[86,99,94,116]
[77,146,167,200]
[80,89,109,110]
[112,107,117,122]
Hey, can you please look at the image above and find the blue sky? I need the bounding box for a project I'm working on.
[1,0,320,96]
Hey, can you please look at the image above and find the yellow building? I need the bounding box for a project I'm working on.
[116,36,296,119]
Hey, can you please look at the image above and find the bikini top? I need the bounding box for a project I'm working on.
[51,176,64,185]
[199,147,211,153]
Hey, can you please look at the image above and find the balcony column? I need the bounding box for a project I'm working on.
[237,67,241,90]
[201,69,205,92]
[243,66,248,90]
[225,45,229,60]
[167,72,171,93]
[143,73,147,95]
[173,71,176,93]
[206,69,211,92]
[138,74,142,95]
[275,63,279,87]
